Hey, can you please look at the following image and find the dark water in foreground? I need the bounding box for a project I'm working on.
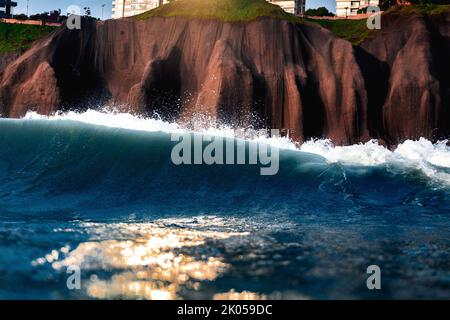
[0,114,449,299]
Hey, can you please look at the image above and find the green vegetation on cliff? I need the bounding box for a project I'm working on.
[387,4,450,16]
[306,5,449,45]
[136,0,298,22]
[305,18,376,45]
[136,0,447,45]
[0,23,56,53]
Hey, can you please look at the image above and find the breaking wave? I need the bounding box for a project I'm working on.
[20,110,450,187]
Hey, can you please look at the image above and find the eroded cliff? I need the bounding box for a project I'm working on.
[0,6,449,145]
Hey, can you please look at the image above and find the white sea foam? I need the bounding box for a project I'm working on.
[300,138,450,185]
[24,109,185,133]
[22,110,450,185]
[23,110,299,150]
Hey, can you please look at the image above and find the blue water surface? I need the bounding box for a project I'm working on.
[0,119,449,299]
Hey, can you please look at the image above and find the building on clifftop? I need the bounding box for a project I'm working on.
[336,0,379,17]
[0,0,17,19]
[112,0,169,19]
[268,1,306,15]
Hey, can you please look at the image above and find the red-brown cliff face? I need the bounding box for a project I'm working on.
[361,9,450,145]
[0,10,449,145]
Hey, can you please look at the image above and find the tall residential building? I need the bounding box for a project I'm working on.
[268,1,305,15]
[113,0,306,19]
[336,0,379,17]
[112,0,169,19]
[0,0,17,18]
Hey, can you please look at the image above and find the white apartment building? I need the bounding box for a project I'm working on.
[112,0,169,19]
[112,0,305,19]
[336,0,379,17]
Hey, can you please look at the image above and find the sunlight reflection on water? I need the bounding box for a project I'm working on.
[32,216,272,300]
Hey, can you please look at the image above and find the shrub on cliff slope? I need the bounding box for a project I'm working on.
[0,23,56,53]
[136,0,296,22]
[307,5,450,45]
[391,4,450,15]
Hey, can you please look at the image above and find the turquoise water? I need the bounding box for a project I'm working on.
[0,113,449,299]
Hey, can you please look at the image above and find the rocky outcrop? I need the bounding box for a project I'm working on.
[361,9,450,144]
[0,52,22,73]
[0,9,449,145]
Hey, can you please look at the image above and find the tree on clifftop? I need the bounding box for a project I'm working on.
[305,7,335,17]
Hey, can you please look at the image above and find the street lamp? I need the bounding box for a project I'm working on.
[101,4,105,20]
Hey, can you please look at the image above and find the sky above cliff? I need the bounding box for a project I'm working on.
[14,0,336,19]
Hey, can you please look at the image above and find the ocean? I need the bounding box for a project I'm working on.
[0,110,449,299]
